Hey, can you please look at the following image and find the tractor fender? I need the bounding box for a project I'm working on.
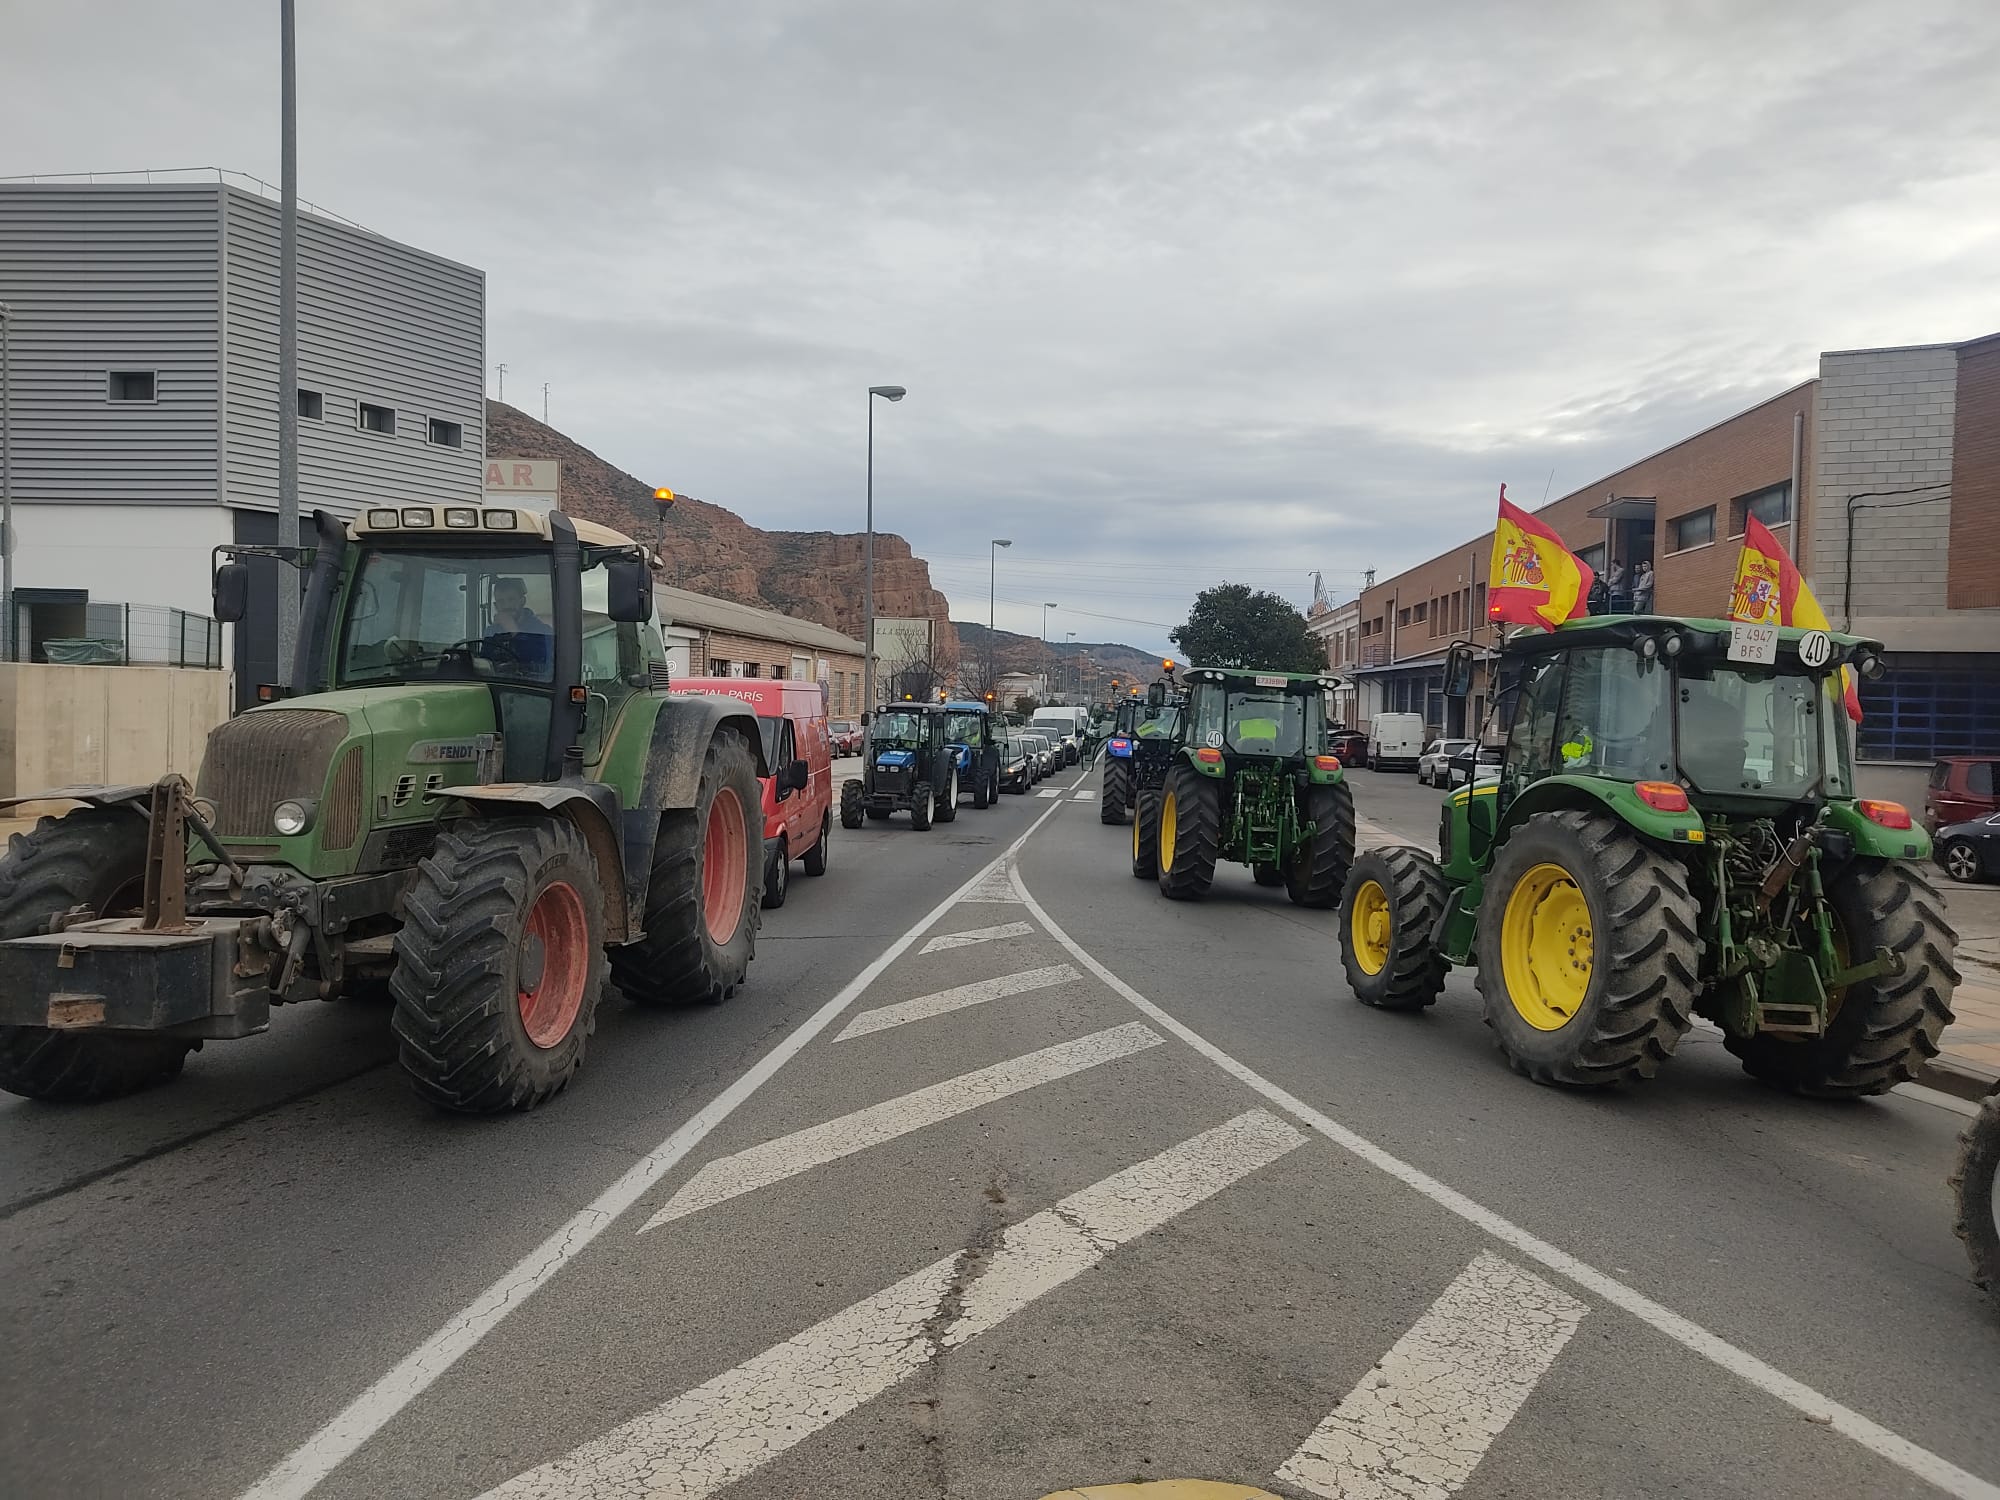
[1499,774,1705,850]
[0,784,154,815]
[642,697,770,811]
[445,783,631,942]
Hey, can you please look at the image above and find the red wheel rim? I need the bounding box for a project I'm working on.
[702,786,748,945]
[518,880,589,1049]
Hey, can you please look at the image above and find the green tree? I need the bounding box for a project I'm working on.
[1170,584,1321,672]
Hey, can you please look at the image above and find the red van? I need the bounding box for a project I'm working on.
[671,677,834,908]
[1925,756,1999,834]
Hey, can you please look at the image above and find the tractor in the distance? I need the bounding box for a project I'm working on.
[0,505,774,1113]
[943,700,1003,811]
[1100,662,1183,828]
[839,704,961,831]
[1338,617,1957,1097]
[1137,667,1356,906]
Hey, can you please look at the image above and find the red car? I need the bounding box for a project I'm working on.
[829,719,863,755]
[1327,729,1369,765]
[1924,756,1998,834]
[673,678,834,908]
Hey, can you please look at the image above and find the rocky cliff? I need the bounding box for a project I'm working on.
[486,402,954,647]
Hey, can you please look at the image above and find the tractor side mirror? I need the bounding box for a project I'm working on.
[213,560,250,623]
[1443,642,1474,700]
[780,758,810,793]
[605,556,653,622]
[1146,682,1166,708]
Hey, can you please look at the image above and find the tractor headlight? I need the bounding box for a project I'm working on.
[272,799,315,836]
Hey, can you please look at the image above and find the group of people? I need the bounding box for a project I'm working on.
[1588,557,1655,616]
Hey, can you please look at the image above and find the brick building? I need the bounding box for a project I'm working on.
[1305,596,1360,726]
[653,584,866,716]
[1352,330,1997,769]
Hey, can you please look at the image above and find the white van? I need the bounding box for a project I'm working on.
[1029,706,1090,766]
[1367,712,1426,772]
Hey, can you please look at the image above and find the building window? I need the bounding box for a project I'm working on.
[1668,508,1715,553]
[107,371,156,403]
[357,402,397,436]
[298,388,324,421]
[1576,542,1606,571]
[1412,601,1427,623]
[1855,652,2000,762]
[1474,583,1486,620]
[426,416,463,449]
[1397,607,1411,627]
[1730,482,1791,536]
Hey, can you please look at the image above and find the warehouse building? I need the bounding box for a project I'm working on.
[655,584,866,714]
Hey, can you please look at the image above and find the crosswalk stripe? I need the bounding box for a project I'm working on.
[637,1021,1161,1231]
[835,963,1080,1040]
[919,920,1036,954]
[1276,1251,1586,1500]
[488,1110,1305,1500]
[1072,789,1097,800]
[1036,787,1062,798]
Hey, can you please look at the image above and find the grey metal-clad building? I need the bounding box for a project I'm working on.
[0,176,486,699]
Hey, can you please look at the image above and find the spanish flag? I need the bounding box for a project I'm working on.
[1487,485,1594,630]
[1728,515,1863,722]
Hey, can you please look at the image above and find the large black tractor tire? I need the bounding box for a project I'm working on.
[935,768,959,824]
[1726,859,1956,1098]
[840,779,865,830]
[1951,1092,2000,1294]
[1284,779,1357,909]
[1156,765,1221,901]
[392,817,608,1113]
[803,814,830,876]
[973,768,992,810]
[1340,846,1450,1012]
[0,809,196,1102]
[611,731,763,1008]
[1474,809,1701,1089]
[762,837,789,910]
[1101,760,1132,825]
[1131,790,1161,879]
[909,782,935,831]
[1252,863,1283,887]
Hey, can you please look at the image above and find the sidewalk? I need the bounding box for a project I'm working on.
[1355,815,2000,1098]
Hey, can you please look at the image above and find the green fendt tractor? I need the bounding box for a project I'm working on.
[1338,617,1957,1096]
[0,505,774,1113]
[1139,667,1356,906]
[1100,663,1182,828]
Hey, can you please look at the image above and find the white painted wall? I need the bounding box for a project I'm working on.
[9,502,233,616]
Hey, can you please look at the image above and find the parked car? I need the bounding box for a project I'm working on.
[829,719,863,756]
[1327,729,1369,765]
[1022,732,1057,778]
[998,731,1036,793]
[1926,756,1998,834]
[1936,813,2000,883]
[672,676,833,908]
[1417,737,1474,787]
[1448,743,1503,788]
[1367,712,1426,771]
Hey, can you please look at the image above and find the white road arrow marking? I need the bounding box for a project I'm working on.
[486,1110,1306,1500]
[638,1021,1159,1231]
[836,963,1079,1040]
[1277,1251,1586,1500]
[920,920,1036,954]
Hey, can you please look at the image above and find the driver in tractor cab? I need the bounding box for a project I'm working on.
[486,576,552,673]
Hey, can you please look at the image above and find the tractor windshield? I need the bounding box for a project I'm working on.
[1675,664,1851,800]
[945,712,986,744]
[338,547,556,686]
[1133,706,1179,739]
[1224,690,1310,756]
[870,712,925,747]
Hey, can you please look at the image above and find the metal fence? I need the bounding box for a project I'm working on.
[1,597,223,669]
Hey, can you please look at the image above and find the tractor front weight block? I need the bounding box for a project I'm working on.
[0,919,271,1039]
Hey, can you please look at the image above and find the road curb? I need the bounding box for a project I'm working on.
[1918,1055,2000,1103]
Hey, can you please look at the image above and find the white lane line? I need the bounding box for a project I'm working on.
[236,799,1080,1500]
[1036,787,1062,798]
[1008,868,2000,1500]
[961,866,1025,903]
[1276,1251,1586,1500]
[482,1110,1305,1500]
[639,1020,1156,1230]
[919,920,1035,955]
[835,963,1080,1041]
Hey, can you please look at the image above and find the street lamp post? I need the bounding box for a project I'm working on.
[988,538,1011,700]
[1042,602,1057,703]
[275,0,301,682]
[862,384,906,718]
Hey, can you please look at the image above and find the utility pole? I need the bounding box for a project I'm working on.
[275,0,301,682]
[495,363,507,403]
[542,382,549,423]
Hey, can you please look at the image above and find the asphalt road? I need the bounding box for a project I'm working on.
[2,755,1997,1500]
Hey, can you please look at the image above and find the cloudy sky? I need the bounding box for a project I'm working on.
[6,0,1998,654]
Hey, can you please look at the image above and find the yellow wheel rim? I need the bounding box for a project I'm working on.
[1158,791,1178,875]
[1499,862,1593,1031]
[1350,879,1392,976]
[1132,813,1141,861]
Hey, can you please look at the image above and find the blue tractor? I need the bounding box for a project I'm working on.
[942,701,1004,810]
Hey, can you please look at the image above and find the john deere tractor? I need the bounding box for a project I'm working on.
[1338,617,1957,1096]
[1100,664,1182,828]
[0,505,776,1113]
[1138,667,1355,906]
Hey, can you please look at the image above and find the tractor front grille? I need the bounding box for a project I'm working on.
[198,709,349,839]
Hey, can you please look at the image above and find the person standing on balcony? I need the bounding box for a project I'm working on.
[1604,557,1628,613]
[1632,559,1655,615]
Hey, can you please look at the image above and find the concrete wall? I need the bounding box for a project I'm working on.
[0,663,228,800]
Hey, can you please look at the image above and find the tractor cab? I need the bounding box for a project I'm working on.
[942,701,1004,809]
[1175,668,1346,780]
[841,705,959,830]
